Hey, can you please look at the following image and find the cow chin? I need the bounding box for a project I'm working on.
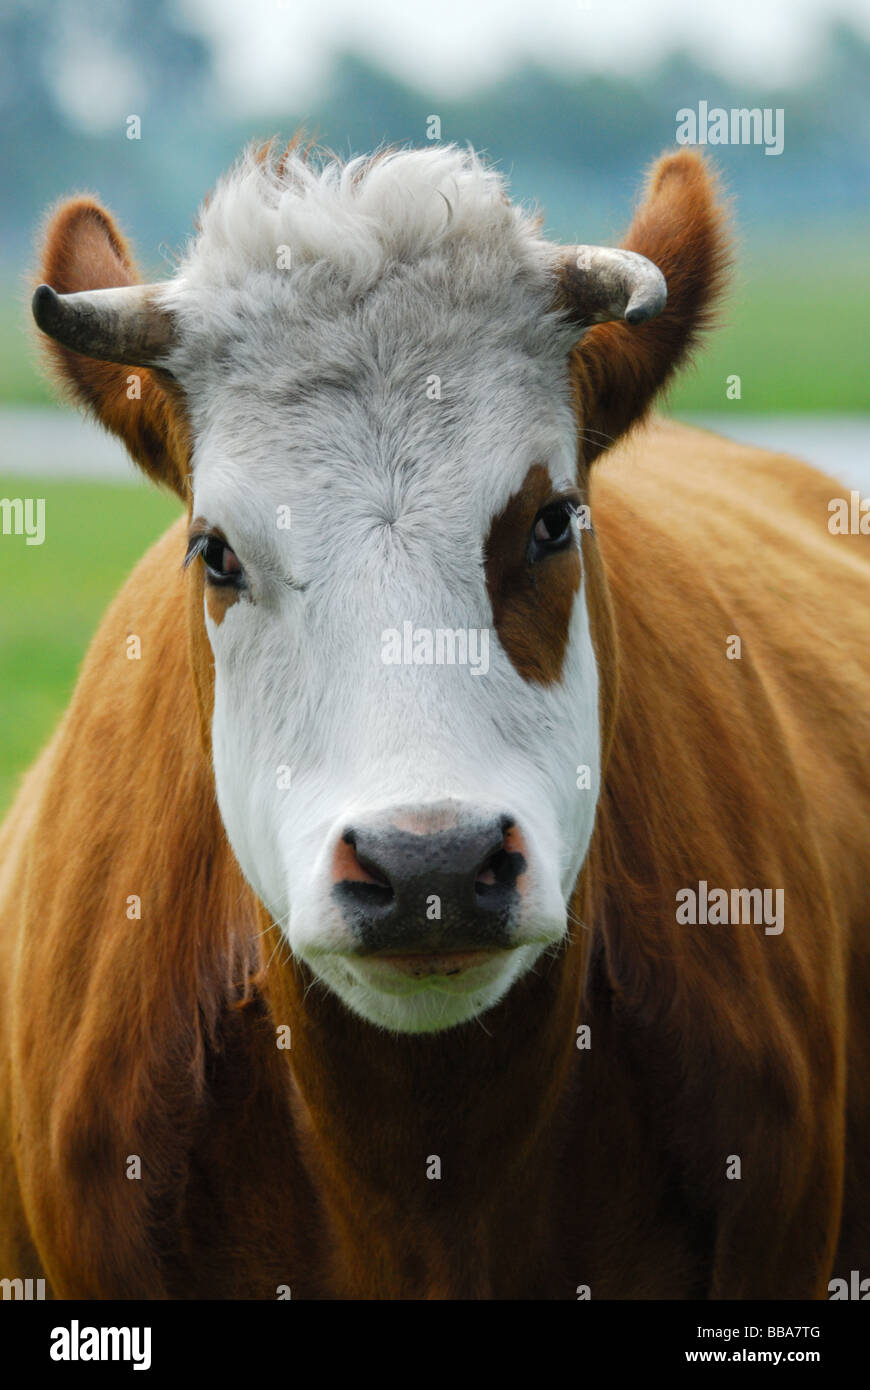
[301,938,551,1034]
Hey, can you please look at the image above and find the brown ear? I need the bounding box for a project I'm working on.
[570,151,731,467]
[35,197,190,496]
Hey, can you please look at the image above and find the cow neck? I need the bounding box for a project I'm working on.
[260,874,593,1291]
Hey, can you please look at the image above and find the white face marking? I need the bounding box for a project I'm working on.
[163,146,601,1033]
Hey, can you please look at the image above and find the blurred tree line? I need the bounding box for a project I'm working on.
[2,0,868,266]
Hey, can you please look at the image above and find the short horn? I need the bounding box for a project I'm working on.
[556,247,667,328]
[32,283,175,366]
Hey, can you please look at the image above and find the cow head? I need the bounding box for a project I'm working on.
[33,142,728,1033]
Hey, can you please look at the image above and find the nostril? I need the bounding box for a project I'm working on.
[342,831,392,888]
[475,847,515,892]
[335,830,394,911]
[474,822,525,904]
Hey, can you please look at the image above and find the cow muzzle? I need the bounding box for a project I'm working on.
[330,803,528,973]
[289,798,566,1030]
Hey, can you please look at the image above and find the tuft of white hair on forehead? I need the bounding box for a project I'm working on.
[172,141,551,295]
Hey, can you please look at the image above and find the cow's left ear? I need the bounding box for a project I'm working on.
[559,151,731,467]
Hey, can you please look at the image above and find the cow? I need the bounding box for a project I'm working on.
[0,139,868,1300]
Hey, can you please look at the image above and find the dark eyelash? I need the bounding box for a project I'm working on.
[546,488,585,514]
[182,533,209,571]
[547,488,593,535]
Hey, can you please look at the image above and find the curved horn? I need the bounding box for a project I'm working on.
[557,247,667,328]
[32,283,175,366]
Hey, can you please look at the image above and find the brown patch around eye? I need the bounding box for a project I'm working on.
[204,582,239,626]
[187,516,242,626]
[484,463,582,685]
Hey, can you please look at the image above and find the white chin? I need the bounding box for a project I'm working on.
[307,946,541,1035]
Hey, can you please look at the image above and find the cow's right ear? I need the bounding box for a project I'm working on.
[33,197,189,497]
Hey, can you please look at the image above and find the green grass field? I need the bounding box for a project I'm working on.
[0,476,181,813]
[666,234,870,415]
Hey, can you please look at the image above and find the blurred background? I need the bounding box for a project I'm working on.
[1,0,869,809]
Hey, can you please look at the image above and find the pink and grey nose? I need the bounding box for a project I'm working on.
[331,809,528,954]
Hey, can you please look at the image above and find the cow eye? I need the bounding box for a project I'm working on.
[202,537,244,586]
[184,531,246,588]
[529,501,575,560]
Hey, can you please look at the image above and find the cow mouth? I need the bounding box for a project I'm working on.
[361,947,507,979]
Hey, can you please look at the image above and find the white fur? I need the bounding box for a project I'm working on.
[160,144,600,1033]
[167,143,552,294]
